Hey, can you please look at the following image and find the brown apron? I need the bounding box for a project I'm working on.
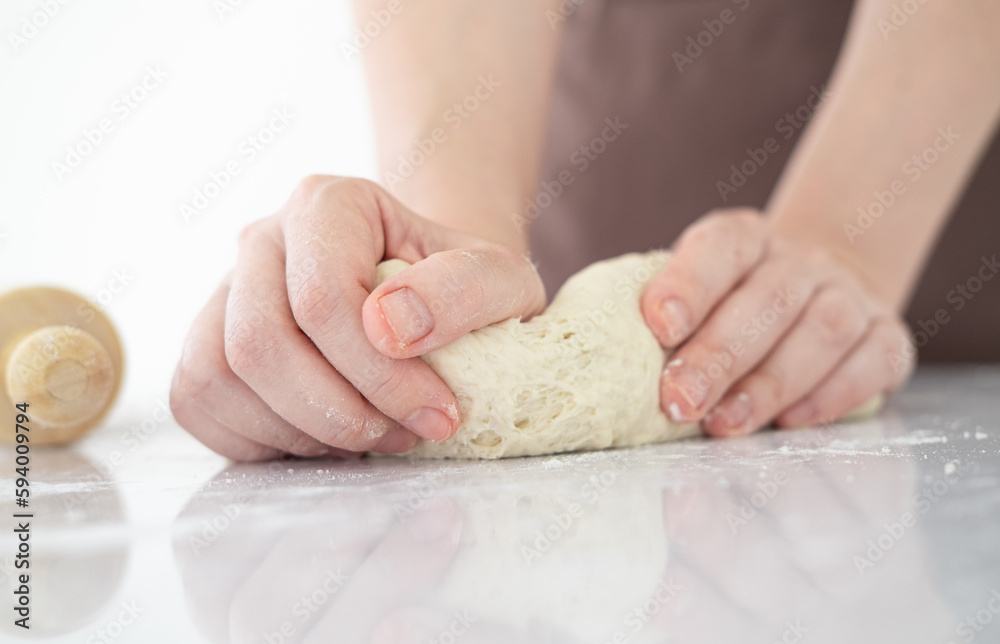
[531,0,1000,362]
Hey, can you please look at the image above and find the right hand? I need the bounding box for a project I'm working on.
[170,176,545,460]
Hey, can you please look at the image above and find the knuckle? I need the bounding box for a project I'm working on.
[662,271,700,303]
[236,222,258,246]
[683,209,764,267]
[877,318,917,383]
[319,412,386,452]
[351,354,407,405]
[288,278,344,331]
[729,208,766,233]
[685,336,739,391]
[809,291,866,348]
[225,313,278,376]
[351,415,392,450]
[427,256,486,321]
[172,344,230,411]
[284,432,326,457]
[168,374,197,426]
[366,369,409,406]
[679,215,722,248]
[752,363,789,407]
[296,173,335,196]
[327,176,380,206]
[703,207,759,225]
[236,216,279,248]
[339,176,378,194]
[802,245,839,273]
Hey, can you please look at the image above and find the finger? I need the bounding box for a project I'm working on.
[170,280,295,462]
[363,246,546,359]
[302,497,463,644]
[659,254,819,423]
[775,317,914,428]
[200,275,349,457]
[282,177,461,443]
[642,209,768,347]
[225,217,419,453]
[170,380,281,462]
[702,286,871,436]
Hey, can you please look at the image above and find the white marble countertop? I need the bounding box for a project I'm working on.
[1,365,999,643]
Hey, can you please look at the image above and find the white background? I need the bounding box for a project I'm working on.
[1,0,377,407]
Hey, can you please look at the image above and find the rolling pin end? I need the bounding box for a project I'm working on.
[5,325,117,445]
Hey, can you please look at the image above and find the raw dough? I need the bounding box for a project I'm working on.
[376,251,700,459]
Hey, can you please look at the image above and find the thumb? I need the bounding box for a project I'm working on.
[362,245,546,359]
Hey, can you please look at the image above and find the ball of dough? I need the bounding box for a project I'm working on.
[375,252,700,459]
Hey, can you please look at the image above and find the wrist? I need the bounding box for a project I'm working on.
[380,160,533,254]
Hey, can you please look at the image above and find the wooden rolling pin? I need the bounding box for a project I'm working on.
[0,288,123,445]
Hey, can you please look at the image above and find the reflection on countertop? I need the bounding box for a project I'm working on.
[2,366,999,643]
[0,451,128,640]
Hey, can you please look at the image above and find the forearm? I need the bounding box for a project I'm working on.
[766,0,1000,310]
[353,0,562,252]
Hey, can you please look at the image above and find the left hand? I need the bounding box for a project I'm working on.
[641,208,915,437]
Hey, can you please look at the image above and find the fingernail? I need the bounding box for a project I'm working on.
[405,407,453,442]
[371,427,420,454]
[407,497,458,543]
[379,287,433,346]
[663,361,707,420]
[659,298,690,346]
[780,399,817,428]
[704,392,752,436]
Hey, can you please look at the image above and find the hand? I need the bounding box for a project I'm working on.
[170,176,545,460]
[641,208,915,437]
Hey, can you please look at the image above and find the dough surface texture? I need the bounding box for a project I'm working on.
[376,252,699,459]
